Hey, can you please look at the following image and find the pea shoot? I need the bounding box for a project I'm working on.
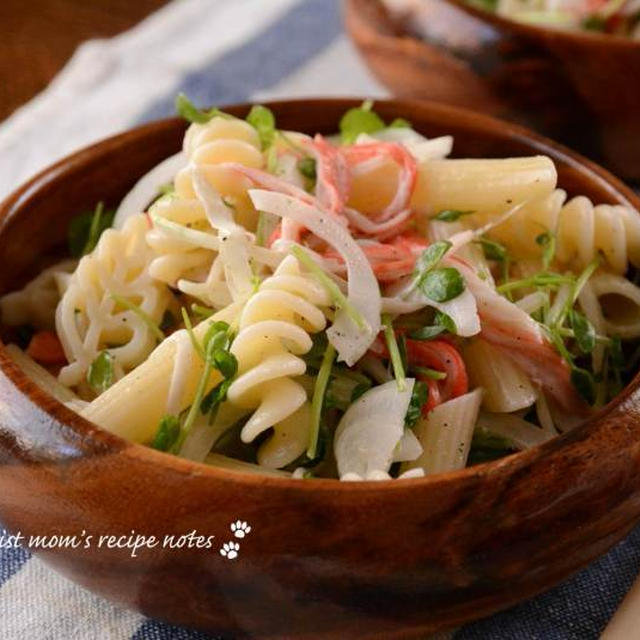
[87,351,115,394]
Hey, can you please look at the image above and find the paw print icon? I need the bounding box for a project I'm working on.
[231,520,252,539]
[219,541,240,560]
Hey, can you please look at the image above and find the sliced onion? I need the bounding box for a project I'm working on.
[393,428,423,462]
[150,213,284,269]
[114,151,186,228]
[219,230,255,302]
[249,189,381,366]
[358,130,453,162]
[419,286,480,337]
[192,166,244,236]
[334,379,415,479]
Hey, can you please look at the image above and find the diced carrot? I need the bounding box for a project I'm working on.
[26,330,67,365]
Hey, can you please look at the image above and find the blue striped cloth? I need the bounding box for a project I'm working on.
[0,0,638,637]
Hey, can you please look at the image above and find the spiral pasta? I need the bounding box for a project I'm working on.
[146,116,265,304]
[484,190,640,274]
[175,116,264,227]
[56,214,171,387]
[226,255,331,469]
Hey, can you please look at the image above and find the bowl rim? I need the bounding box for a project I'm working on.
[1,96,639,492]
[350,0,640,50]
[446,0,640,48]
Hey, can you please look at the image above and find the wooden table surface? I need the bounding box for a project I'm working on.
[0,0,168,122]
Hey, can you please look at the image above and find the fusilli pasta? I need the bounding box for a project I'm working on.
[226,255,330,468]
[56,214,171,386]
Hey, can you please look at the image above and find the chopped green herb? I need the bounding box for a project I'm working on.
[339,100,386,143]
[418,267,465,302]
[181,307,205,360]
[308,342,336,459]
[68,202,115,258]
[213,349,238,379]
[405,381,428,429]
[177,321,237,449]
[409,309,456,340]
[111,294,165,342]
[414,241,451,279]
[434,209,474,223]
[389,117,411,128]
[435,310,457,333]
[191,304,214,319]
[569,309,596,354]
[87,351,115,394]
[201,378,232,416]
[290,245,367,330]
[246,105,276,150]
[175,93,228,124]
[152,415,181,452]
[203,320,231,351]
[414,366,447,380]
[266,146,279,174]
[409,325,447,341]
[497,273,575,294]
[474,237,508,262]
[382,314,406,391]
[297,157,317,180]
[157,182,174,197]
[536,231,556,270]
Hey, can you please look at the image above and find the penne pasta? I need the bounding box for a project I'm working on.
[404,389,483,475]
[81,303,241,444]
[411,156,557,217]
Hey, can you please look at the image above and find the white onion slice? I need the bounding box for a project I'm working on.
[388,278,481,337]
[393,429,423,463]
[192,167,244,236]
[249,189,381,366]
[114,151,186,228]
[219,230,254,302]
[334,379,415,479]
[149,213,284,269]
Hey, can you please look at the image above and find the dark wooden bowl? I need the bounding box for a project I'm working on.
[0,99,639,639]
[344,0,640,182]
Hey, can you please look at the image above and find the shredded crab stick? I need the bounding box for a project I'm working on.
[26,330,67,366]
[324,234,427,282]
[372,333,468,412]
[305,135,351,215]
[450,257,587,414]
[343,206,414,240]
[343,142,417,220]
[407,339,469,412]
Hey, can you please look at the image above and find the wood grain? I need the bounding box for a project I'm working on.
[0,99,639,638]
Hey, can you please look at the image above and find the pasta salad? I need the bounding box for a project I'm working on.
[2,99,640,481]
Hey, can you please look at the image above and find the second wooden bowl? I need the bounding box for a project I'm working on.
[345,0,640,181]
[0,99,639,638]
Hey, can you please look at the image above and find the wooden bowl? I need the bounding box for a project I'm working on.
[0,98,639,639]
[344,0,640,182]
